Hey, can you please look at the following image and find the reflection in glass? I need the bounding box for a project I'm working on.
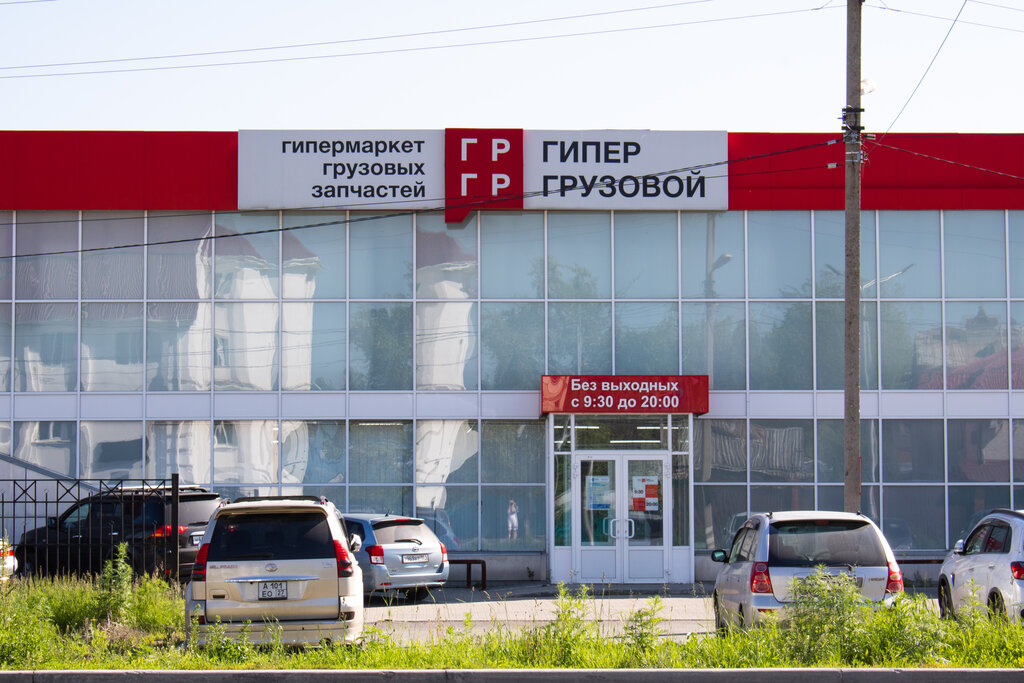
[816,486,881,523]
[1011,212,1024,298]
[480,213,543,298]
[146,421,211,484]
[627,459,664,547]
[147,211,212,299]
[0,304,10,392]
[81,303,143,391]
[482,485,544,550]
[0,211,12,299]
[1015,420,1024,483]
[146,302,211,391]
[816,301,878,390]
[548,302,611,375]
[299,486,345,512]
[580,460,614,546]
[350,213,412,299]
[416,300,477,390]
[747,211,811,298]
[415,419,478,484]
[349,486,412,515]
[879,211,940,298]
[13,421,75,477]
[82,212,143,299]
[614,212,677,298]
[614,302,678,374]
[672,453,689,546]
[555,452,570,546]
[748,302,812,389]
[214,302,279,391]
[576,415,667,450]
[944,211,1006,298]
[14,302,76,391]
[480,302,543,390]
[750,485,813,514]
[212,420,278,484]
[948,485,1010,547]
[283,212,346,299]
[882,419,943,482]
[694,419,746,483]
[946,302,1007,390]
[349,302,413,390]
[947,419,1009,482]
[816,419,880,482]
[349,421,413,483]
[681,302,745,389]
[547,213,611,298]
[1014,302,1024,390]
[884,486,945,550]
[280,420,345,485]
[681,212,744,299]
[750,419,813,482]
[482,420,545,483]
[416,214,477,298]
[814,211,877,298]
[880,302,942,389]
[693,484,745,549]
[415,485,476,551]
[214,212,279,298]
[80,421,143,479]
[282,302,345,391]
[15,211,77,300]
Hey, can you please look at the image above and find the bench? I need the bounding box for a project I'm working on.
[449,558,487,590]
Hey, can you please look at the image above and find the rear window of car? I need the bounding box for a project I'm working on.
[768,519,887,567]
[179,496,222,526]
[207,511,335,561]
[371,519,433,544]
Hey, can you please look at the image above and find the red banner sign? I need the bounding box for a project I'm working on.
[541,375,709,414]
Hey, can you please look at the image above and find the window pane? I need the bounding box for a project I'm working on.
[750,419,813,482]
[415,485,477,551]
[817,486,881,523]
[681,212,744,299]
[147,211,212,299]
[416,214,477,298]
[282,212,346,299]
[749,302,812,389]
[146,302,211,391]
[693,484,745,550]
[282,301,346,391]
[13,421,76,477]
[0,304,10,392]
[480,302,543,390]
[548,302,611,375]
[1011,212,1024,298]
[1015,420,1024,483]
[878,211,940,298]
[82,212,143,299]
[884,486,945,550]
[1014,302,1024,390]
[0,212,12,299]
[816,301,878,390]
[750,485,813,513]
[145,420,211,484]
[214,302,278,391]
[880,302,942,389]
[681,302,745,390]
[882,419,943,482]
[814,210,877,298]
[80,421,143,479]
[816,419,880,483]
[280,420,345,485]
[547,213,610,298]
[948,419,1009,482]
[575,415,667,450]
[81,303,143,391]
[480,213,543,299]
[16,211,77,300]
[14,302,76,391]
[946,302,1007,390]
[673,453,689,546]
[415,419,478,485]
[350,213,412,299]
[349,302,413,390]
[213,420,278,484]
[944,211,1006,298]
[614,212,677,298]
[748,211,811,298]
[214,212,279,298]
[555,451,570,546]
[416,300,477,390]
[349,486,412,515]
[481,485,544,550]
[481,420,545,483]
[615,302,678,374]
[349,420,413,484]
[693,419,746,483]
[949,485,1010,546]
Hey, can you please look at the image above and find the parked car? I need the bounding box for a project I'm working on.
[186,495,363,646]
[15,485,222,580]
[938,508,1024,621]
[710,510,903,630]
[341,513,449,600]
[1,537,16,580]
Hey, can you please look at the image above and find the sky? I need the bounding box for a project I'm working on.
[0,0,1021,134]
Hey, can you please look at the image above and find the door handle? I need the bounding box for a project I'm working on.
[627,518,635,539]
[603,517,612,538]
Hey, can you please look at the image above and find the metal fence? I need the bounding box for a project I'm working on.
[0,474,183,581]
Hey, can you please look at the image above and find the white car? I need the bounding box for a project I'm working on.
[1,538,16,580]
[711,510,904,629]
[186,496,364,646]
[938,508,1024,621]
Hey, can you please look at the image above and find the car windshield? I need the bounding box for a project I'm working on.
[768,519,887,567]
[371,519,433,545]
[207,511,334,561]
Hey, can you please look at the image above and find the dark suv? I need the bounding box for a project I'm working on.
[15,486,222,580]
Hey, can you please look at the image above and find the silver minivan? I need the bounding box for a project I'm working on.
[710,510,904,629]
[341,513,449,600]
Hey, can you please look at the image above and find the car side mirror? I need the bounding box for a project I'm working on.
[47,516,57,530]
[349,534,362,553]
[711,549,728,563]
[953,540,965,555]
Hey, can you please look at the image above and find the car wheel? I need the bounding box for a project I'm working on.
[937,580,954,620]
[712,593,727,635]
[737,605,745,629]
[406,587,430,602]
[988,592,1007,622]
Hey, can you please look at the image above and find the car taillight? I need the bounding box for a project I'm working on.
[1011,562,1024,580]
[885,560,904,593]
[334,540,354,578]
[191,543,209,582]
[440,542,448,563]
[367,545,384,565]
[750,562,773,594]
[151,525,188,538]
[1,546,11,558]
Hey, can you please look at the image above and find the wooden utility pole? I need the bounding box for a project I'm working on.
[843,0,863,513]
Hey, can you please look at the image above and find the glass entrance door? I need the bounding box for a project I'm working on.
[573,454,670,583]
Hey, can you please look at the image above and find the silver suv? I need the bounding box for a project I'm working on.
[341,513,449,600]
[711,510,904,629]
[939,508,1024,621]
[186,496,363,645]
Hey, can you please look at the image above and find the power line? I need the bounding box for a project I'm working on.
[867,140,1024,182]
[869,1,1022,33]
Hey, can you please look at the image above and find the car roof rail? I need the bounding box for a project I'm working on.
[230,495,329,505]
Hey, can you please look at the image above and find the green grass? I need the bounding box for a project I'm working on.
[4,563,1024,670]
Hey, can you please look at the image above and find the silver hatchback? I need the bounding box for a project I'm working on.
[710,510,903,629]
[341,513,449,600]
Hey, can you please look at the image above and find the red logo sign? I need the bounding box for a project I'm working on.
[541,375,709,415]
[444,128,523,223]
